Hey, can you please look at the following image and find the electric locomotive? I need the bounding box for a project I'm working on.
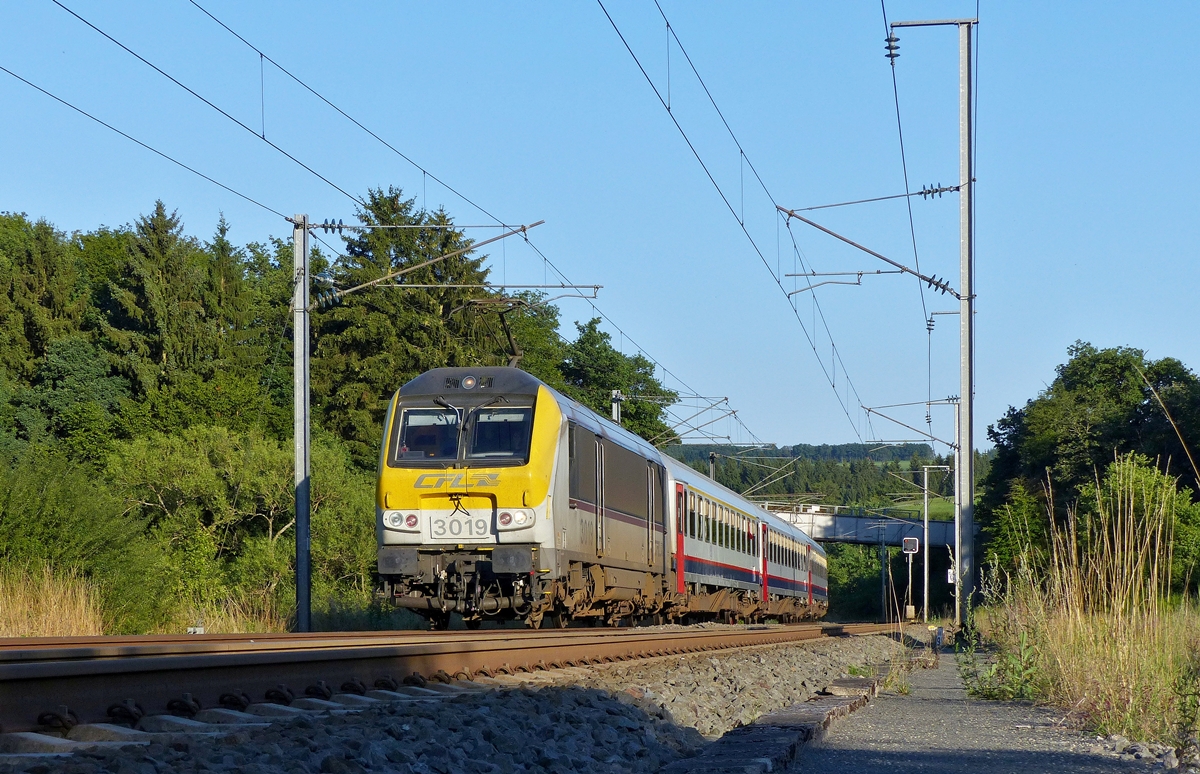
[376,366,826,628]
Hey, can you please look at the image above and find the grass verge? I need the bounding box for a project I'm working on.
[961,455,1200,747]
[0,564,106,637]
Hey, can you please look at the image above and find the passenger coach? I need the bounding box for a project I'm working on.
[376,367,827,628]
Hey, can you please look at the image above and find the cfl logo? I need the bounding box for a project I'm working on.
[413,473,501,489]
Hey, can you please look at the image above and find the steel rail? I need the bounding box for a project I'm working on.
[0,623,892,734]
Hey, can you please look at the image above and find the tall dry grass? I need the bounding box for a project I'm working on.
[0,565,107,637]
[972,455,1200,743]
[169,594,291,635]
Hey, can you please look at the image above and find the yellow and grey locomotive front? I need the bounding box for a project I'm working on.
[376,368,562,625]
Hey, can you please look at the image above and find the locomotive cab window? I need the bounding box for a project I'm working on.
[389,404,533,467]
[390,408,459,463]
[467,407,533,460]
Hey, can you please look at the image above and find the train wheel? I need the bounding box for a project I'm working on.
[554,612,570,629]
[429,613,451,631]
[465,619,482,630]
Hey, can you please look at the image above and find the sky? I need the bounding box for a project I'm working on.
[3,1,1198,452]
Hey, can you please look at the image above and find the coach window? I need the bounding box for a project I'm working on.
[688,493,696,537]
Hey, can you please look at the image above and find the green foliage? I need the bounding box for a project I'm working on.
[957,610,1042,702]
[0,446,174,632]
[982,343,1200,596]
[824,543,884,620]
[666,443,952,510]
[984,341,1200,514]
[984,481,1046,574]
[559,318,678,444]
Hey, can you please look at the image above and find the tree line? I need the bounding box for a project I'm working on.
[981,341,1200,594]
[0,188,678,632]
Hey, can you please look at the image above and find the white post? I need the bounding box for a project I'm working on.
[293,215,311,633]
[923,466,929,623]
[953,402,962,627]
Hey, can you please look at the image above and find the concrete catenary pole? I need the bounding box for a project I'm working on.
[956,20,975,626]
[293,215,311,633]
[889,14,977,629]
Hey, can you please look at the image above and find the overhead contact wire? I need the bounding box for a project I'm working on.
[186,0,761,443]
[52,0,364,206]
[0,65,287,220]
[600,0,863,441]
[187,0,739,436]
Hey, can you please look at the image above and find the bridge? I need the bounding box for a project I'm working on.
[759,504,956,548]
[759,503,964,622]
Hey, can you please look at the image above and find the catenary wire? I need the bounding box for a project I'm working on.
[600,0,864,441]
[183,0,764,444]
[182,0,753,441]
[0,64,287,220]
[881,0,934,435]
[51,0,363,206]
[185,0,507,227]
[652,0,875,433]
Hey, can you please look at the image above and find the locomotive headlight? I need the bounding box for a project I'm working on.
[384,511,420,532]
[496,509,534,531]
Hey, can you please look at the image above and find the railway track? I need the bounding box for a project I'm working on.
[0,622,891,735]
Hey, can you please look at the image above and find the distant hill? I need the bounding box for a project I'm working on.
[664,442,933,466]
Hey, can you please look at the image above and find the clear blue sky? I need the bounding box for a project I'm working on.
[3,1,1197,451]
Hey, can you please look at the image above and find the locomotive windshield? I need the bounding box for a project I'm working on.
[393,409,459,462]
[388,404,533,466]
[466,408,533,460]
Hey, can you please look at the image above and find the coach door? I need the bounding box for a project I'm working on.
[645,463,665,570]
[761,524,769,601]
[806,544,813,605]
[595,437,605,557]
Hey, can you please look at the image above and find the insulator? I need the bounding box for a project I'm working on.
[926,317,935,332]
[885,35,900,59]
[337,219,344,234]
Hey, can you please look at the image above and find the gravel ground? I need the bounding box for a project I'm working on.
[577,634,900,737]
[793,651,1174,774]
[0,634,898,774]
